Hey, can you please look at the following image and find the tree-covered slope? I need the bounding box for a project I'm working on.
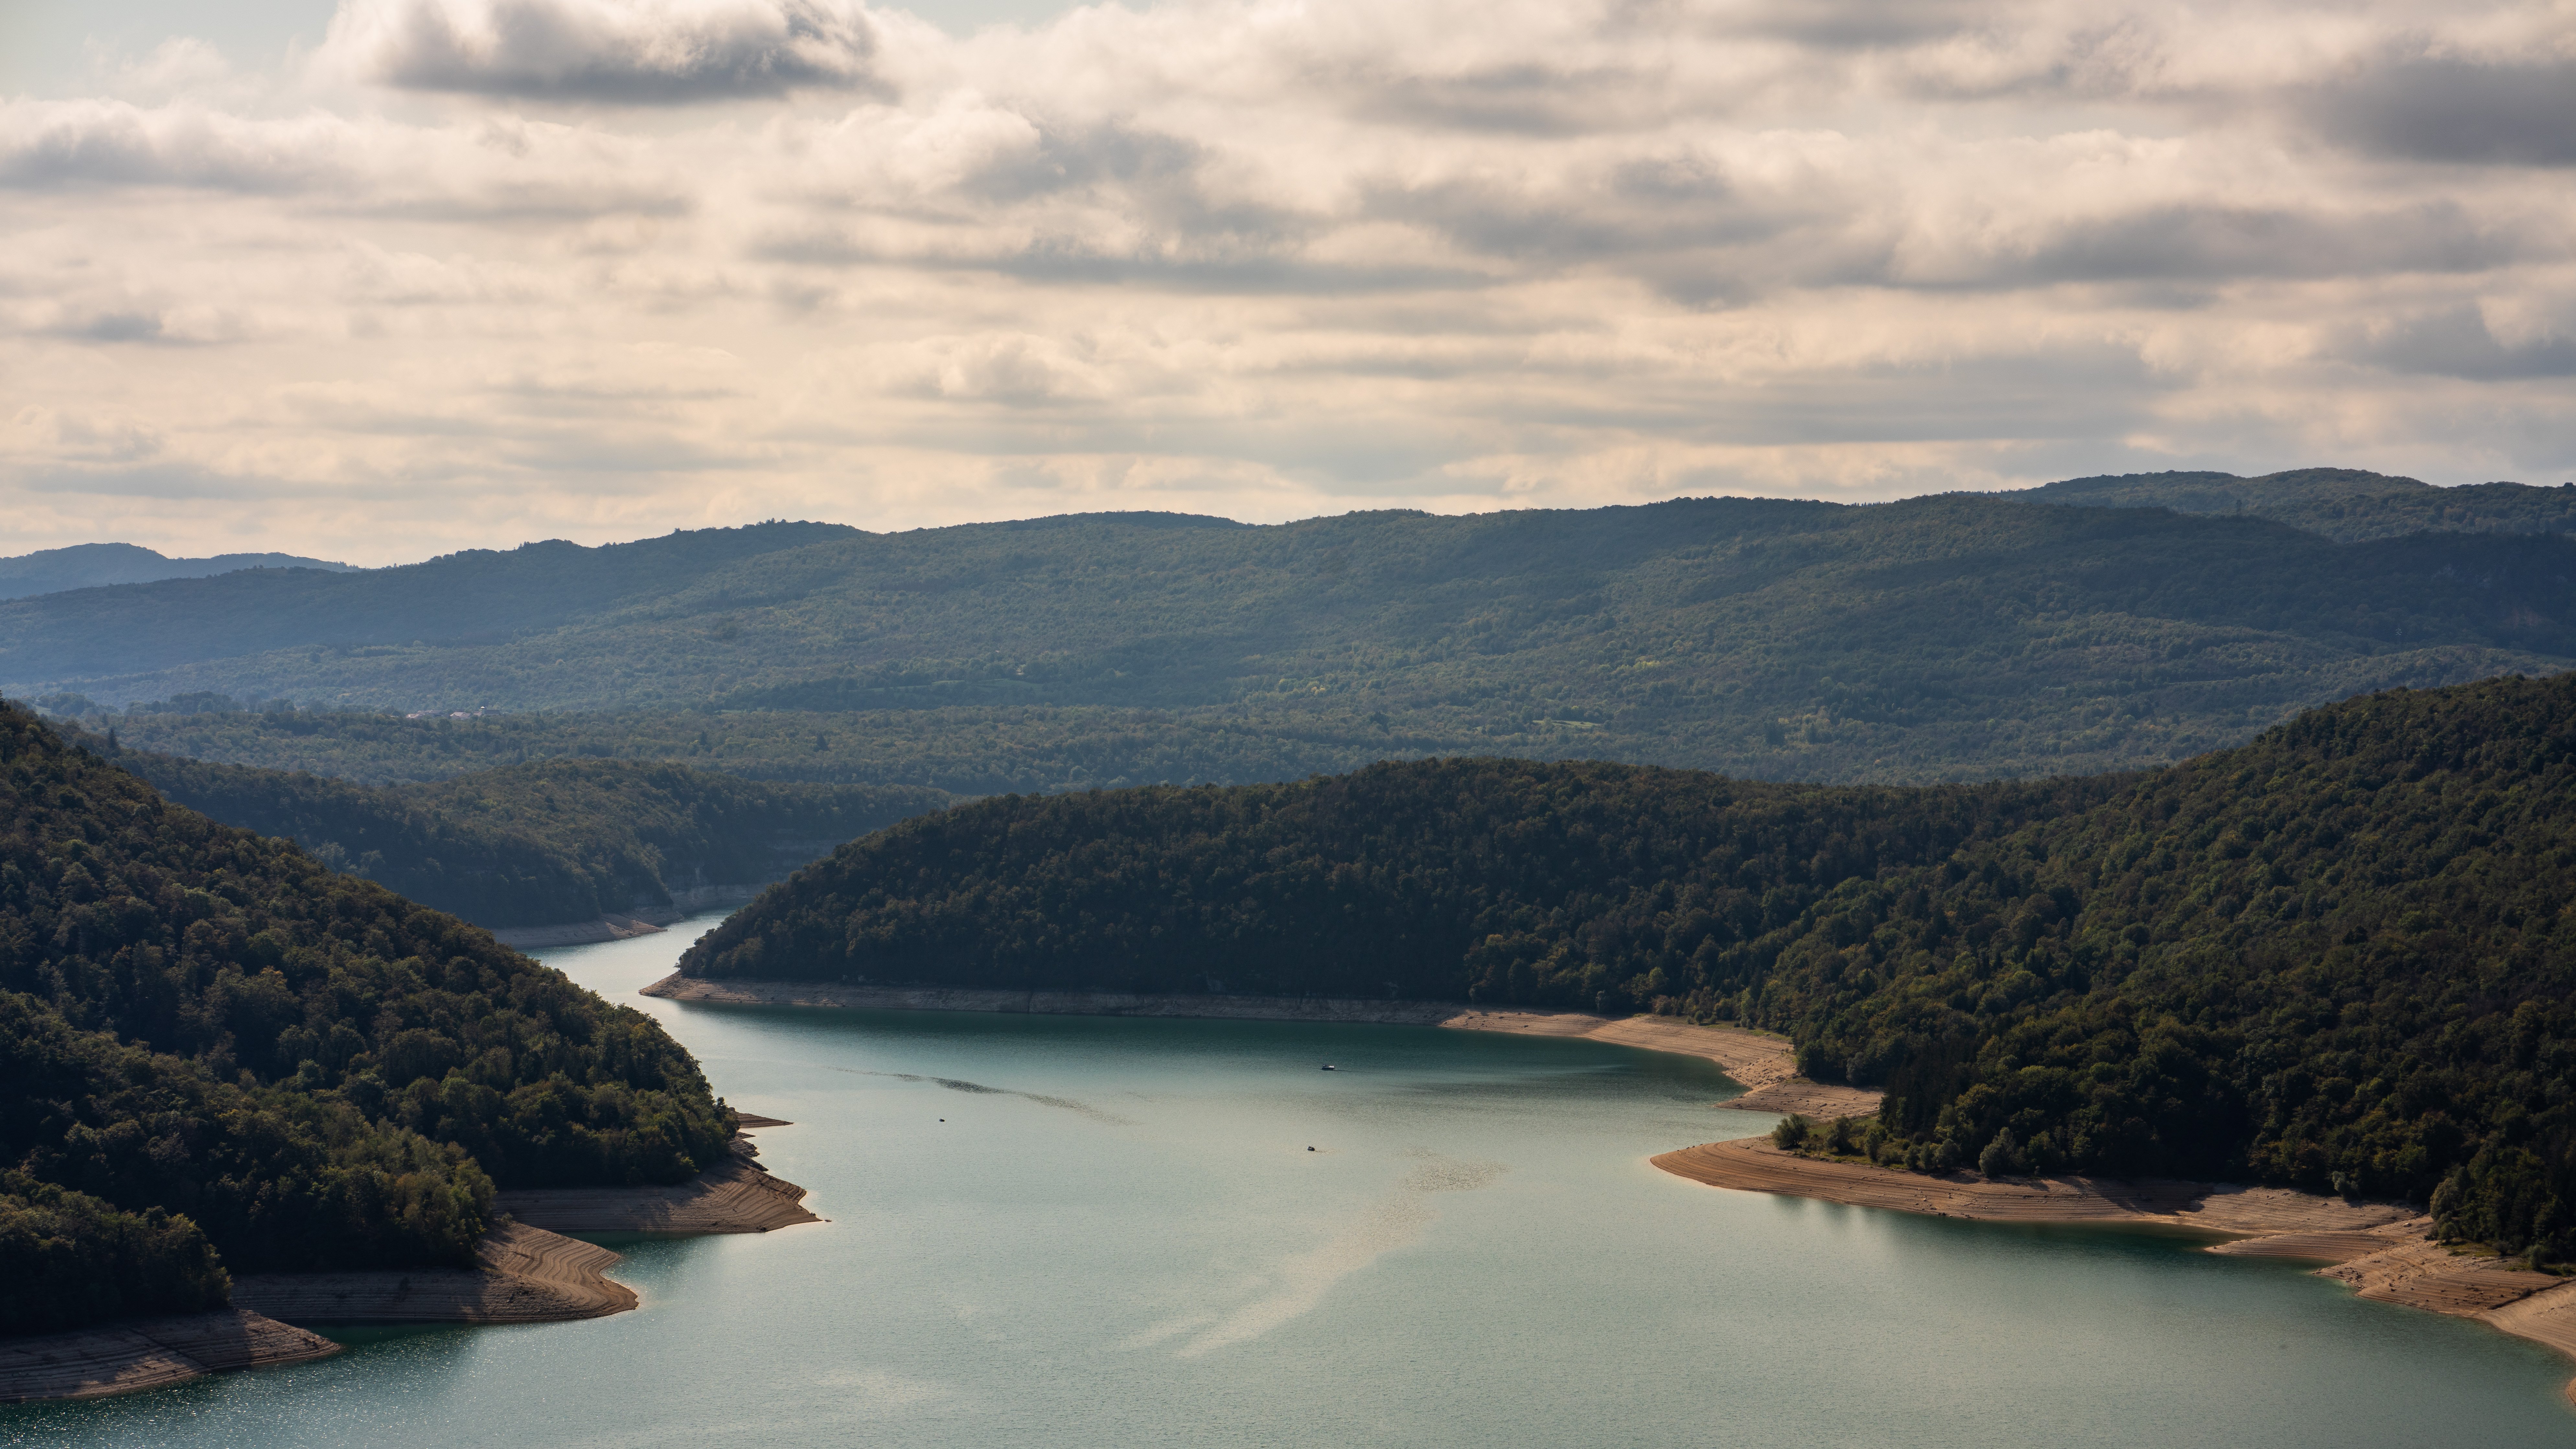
[81,702,1480,796]
[22,488,2576,785]
[74,735,953,929]
[2024,467,2576,542]
[682,674,2576,1258]
[0,701,736,1334]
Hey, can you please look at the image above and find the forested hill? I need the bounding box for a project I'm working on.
[0,701,735,1335]
[20,484,2576,785]
[2024,467,2576,542]
[67,731,954,930]
[682,673,2576,1261]
[0,543,356,602]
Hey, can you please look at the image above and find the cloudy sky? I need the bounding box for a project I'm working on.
[3,0,2571,564]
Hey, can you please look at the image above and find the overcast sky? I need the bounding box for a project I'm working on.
[3,0,2571,564]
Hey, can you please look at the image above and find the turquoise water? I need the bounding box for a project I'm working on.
[7,928,2573,1446]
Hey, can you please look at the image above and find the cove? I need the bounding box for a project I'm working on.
[5,929,2571,1446]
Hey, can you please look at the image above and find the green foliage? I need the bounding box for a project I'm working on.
[86,704,1482,797]
[2033,467,2576,543]
[678,758,2087,997]
[1772,1115,1811,1149]
[11,488,2576,786]
[684,674,2576,1258]
[69,730,952,929]
[0,700,736,1332]
[1,992,489,1276]
[0,1171,229,1333]
[1978,1128,2025,1179]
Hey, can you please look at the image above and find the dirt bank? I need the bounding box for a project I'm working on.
[228,1221,638,1326]
[641,977,1883,1116]
[490,912,673,949]
[496,1149,819,1235]
[1440,1009,1884,1118]
[1656,1135,2576,1400]
[0,1310,339,1405]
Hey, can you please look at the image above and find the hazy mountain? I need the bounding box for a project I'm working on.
[0,541,358,601]
[8,489,2574,784]
[2021,467,2576,542]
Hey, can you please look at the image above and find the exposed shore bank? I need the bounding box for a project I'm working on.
[486,886,768,949]
[640,976,1888,1118]
[1656,1136,2576,1402]
[0,1311,339,1405]
[0,1122,817,1403]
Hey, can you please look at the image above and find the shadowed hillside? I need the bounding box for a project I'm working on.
[65,730,954,929]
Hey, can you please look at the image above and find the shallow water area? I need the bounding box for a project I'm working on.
[8,927,2572,1445]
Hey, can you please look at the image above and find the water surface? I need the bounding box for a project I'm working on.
[7,929,2571,1446]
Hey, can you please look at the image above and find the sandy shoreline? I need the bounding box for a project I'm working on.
[1656,1135,2576,1402]
[642,975,1887,1117]
[0,1121,817,1404]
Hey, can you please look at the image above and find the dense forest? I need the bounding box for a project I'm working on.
[77,700,1474,796]
[2032,468,2576,542]
[9,482,2576,785]
[58,726,952,929]
[682,674,2576,1264]
[0,701,737,1333]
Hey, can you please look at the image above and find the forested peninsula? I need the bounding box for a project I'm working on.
[680,673,2576,1264]
[0,700,737,1337]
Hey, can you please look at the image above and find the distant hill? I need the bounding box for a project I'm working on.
[2021,467,2576,542]
[12,494,2575,784]
[83,701,1479,796]
[0,701,734,1334]
[63,727,954,929]
[0,541,357,601]
[680,673,2576,1262]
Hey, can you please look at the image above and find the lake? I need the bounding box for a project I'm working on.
[6,927,2572,1446]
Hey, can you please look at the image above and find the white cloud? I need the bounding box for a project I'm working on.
[3,0,2573,563]
[321,0,891,102]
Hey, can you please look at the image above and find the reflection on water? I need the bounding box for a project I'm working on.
[6,927,2571,1447]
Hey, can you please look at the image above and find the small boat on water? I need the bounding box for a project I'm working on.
[1321,1064,1337,1071]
